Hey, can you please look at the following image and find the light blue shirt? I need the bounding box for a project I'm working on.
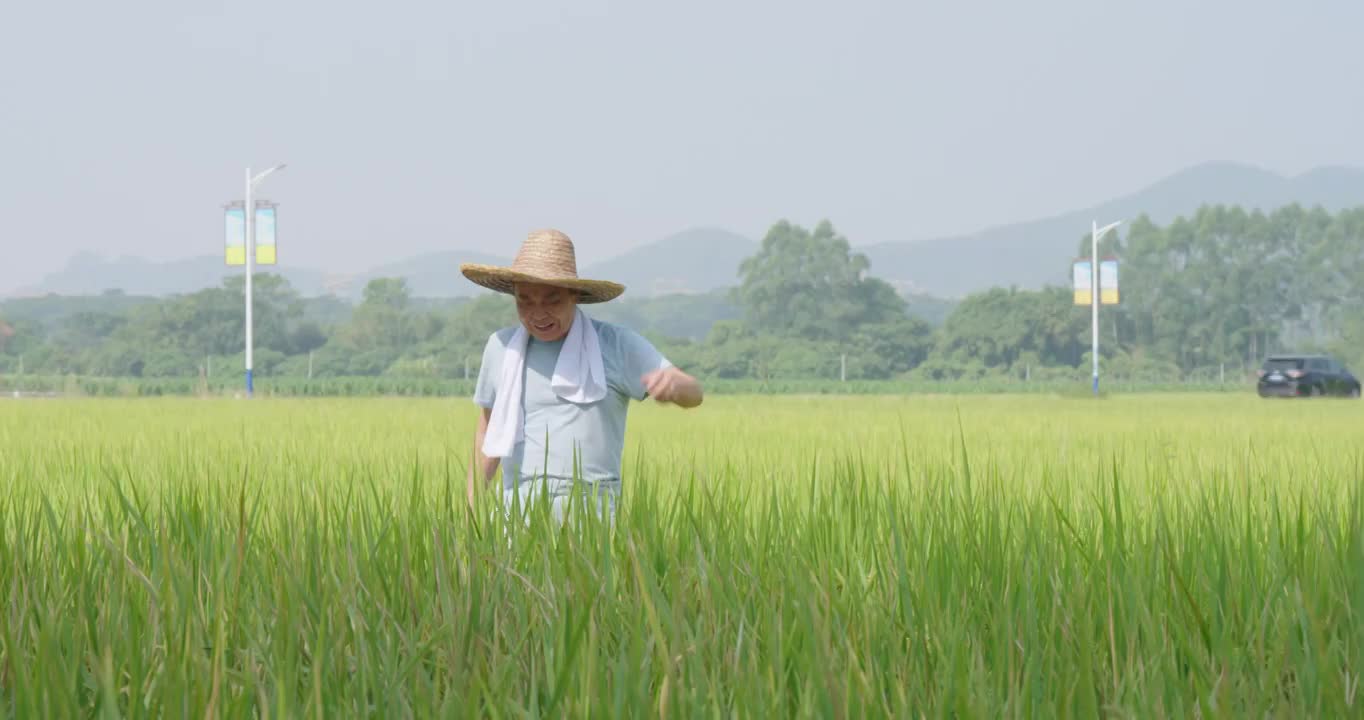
[473,317,671,490]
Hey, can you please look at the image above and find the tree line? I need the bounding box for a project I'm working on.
[3,205,1362,385]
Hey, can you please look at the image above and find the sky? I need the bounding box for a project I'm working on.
[3,0,1364,292]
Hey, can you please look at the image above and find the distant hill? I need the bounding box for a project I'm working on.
[581,228,757,296]
[15,252,335,298]
[0,290,159,327]
[341,251,511,299]
[17,162,1364,302]
[309,229,759,300]
[588,289,741,341]
[9,250,512,301]
[342,229,759,300]
[862,162,1364,298]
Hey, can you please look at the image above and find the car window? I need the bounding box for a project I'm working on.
[1306,359,1328,371]
[1263,358,1303,372]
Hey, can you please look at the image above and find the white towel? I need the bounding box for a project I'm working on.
[483,307,607,458]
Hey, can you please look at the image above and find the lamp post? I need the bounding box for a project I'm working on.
[244,164,285,397]
[1091,219,1122,396]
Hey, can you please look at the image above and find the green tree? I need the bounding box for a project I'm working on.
[322,278,451,376]
[0,317,14,354]
[0,318,45,359]
[288,321,329,356]
[428,294,519,377]
[930,287,1087,372]
[361,278,412,311]
[1114,205,1360,371]
[849,316,935,379]
[55,312,126,351]
[735,220,904,341]
[334,279,416,351]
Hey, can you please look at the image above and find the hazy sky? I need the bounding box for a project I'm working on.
[3,0,1363,291]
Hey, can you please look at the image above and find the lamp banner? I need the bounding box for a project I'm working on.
[225,205,246,266]
[1099,258,1119,305]
[254,204,277,265]
[1072,259,1092,306]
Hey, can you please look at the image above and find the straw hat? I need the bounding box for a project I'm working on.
[460,229,625,304]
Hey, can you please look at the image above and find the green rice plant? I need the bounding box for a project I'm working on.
[0,394,1361,717]
[0,374,1249,398]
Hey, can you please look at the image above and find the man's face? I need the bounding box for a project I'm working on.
[515,282,577,342]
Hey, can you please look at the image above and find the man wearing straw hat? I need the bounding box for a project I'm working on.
[461,228,704,521]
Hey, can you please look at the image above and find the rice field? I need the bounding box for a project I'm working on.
[2,393,1363,717]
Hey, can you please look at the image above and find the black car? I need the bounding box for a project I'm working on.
[1257,354,1362,398]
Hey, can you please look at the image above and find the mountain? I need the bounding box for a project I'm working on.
[16,162,1364,302]
[581,228,757,296]
[332,229,758,299]
[8,250,512,301]
[861,162,1364,298]
[0,290,160,327]
[13,252,335,298]
[342,251,511,299]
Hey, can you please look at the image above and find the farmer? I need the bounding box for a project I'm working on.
[461,229,703,521]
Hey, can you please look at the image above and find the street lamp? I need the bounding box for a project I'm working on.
[244,164,285,397]
[1091,219,1122,396]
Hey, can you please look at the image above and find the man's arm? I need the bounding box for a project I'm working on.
[622,327,703,409]
[643,366,704,409]
[467,406,500,504]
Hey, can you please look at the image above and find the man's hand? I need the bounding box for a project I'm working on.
[642,367,704,408]
[468,407,499,508]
